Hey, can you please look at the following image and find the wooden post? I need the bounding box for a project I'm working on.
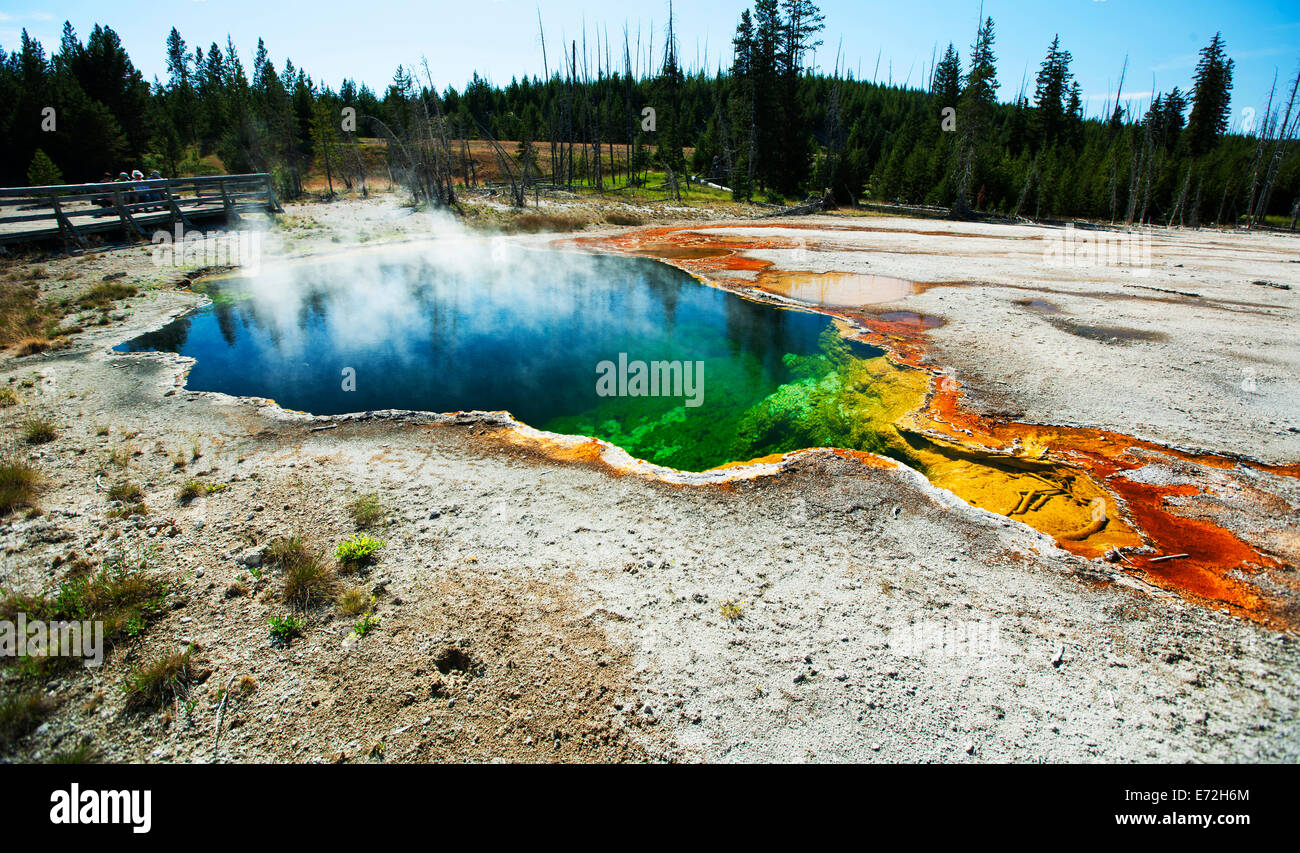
[112,189,146,240]
[263,175,283,213]
[219,178,240,225]
[51,194,88,251]
[166,182,193,230]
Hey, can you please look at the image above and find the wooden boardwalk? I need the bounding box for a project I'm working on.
[0,173,282,249]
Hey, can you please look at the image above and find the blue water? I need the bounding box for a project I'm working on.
[117,247,882,470]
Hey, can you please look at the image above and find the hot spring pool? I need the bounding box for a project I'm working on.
[118,244,920,471]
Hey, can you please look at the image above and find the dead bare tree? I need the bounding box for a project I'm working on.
[1252,62,1300,226]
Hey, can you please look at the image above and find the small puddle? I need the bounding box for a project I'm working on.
[875,311,944,329]
[1048,318,1169,344]
[1017,298,1061,313]
[633,245,732,260]
[758,271,917,306]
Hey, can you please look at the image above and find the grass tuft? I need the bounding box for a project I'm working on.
[106,480,143,503]
[0,690,54,750]
[0,552,168,679]
[347,493,385,529]
[269,535,336,609]
[47,743,99,764]
[21,415,56,444]
[337,586,370,616]
[122,647,193,711]
[76,282,136,309]
[14,336,51,356]
[0,458,39,515]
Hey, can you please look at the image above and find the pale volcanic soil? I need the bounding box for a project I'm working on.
[1,196,1297,764]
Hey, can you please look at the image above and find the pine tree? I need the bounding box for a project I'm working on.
[932,43,961,109]
[26,148,63,185]
[1032,35,1072,149]
[954,16,998,214]
[1187,33,1234,156]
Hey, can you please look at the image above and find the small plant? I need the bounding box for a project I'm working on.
[353,610,379,638]
[21,415,56,444]
[204,482,227,494]
[104,446,130,469]
[720,600,745,621]
[15,337,52,356]
[269,536,336,609]
[268,614,305,646]
[0,388,19,407]
[76,282,136,309]
[0,458,39,515]
[93,422,110,436]
[107,480,143,503]
[1,554,167,671]
[0,690,53,750]
[122,646,194,711]
[177,480,205,504]
[337,586,370,616]
[47,742,99,764]
[107,501,147,519]
[266,535,308,566]
[347,493,385,529]
[335,533,384,567]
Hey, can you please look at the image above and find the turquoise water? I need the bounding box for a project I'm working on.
[117,248,884,470]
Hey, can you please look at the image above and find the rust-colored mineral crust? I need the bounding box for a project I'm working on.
[567,224,1298,627]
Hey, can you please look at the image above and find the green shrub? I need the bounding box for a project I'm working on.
[268,614,305,646]
[335,533,384,567]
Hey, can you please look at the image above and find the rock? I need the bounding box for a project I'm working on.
[238,546,265,568]
[965,742,975,755]
[195,568,205,578]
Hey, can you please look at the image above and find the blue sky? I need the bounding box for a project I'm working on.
[2,0,1297,128]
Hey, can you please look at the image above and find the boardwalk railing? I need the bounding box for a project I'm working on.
[0,173,283,248]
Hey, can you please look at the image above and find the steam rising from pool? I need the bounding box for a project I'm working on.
[119,228,915,471]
